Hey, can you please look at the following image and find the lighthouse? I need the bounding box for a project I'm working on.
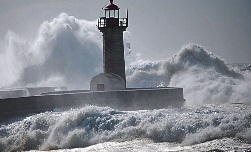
[90,0,128,91]
[0,1,185,120]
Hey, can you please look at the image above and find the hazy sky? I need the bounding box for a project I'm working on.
[0,0,250,63]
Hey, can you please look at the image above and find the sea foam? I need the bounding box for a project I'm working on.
[0,104,251,151]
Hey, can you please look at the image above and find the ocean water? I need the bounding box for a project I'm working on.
[0,13,251,151]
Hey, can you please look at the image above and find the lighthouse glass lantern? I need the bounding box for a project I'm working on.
[105,8,119,18]
[98,0,128,28]
[105,0,119,18]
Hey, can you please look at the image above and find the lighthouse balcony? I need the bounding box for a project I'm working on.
[98,17,128,29]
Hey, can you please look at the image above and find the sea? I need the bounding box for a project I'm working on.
[0,13,251,151]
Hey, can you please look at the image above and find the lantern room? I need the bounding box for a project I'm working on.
[104,0,119,18]
[98,0,128,29]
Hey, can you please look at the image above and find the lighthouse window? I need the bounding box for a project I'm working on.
[110,10,115,18]
[105,10,109,18]
[115,10,119,18]
[105,10,119,18]
[97,84,105,91]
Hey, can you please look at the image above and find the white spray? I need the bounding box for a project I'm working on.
[0,13,102,89]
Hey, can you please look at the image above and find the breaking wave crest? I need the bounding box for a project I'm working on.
[127,44,250,105]
[0,104,251,151]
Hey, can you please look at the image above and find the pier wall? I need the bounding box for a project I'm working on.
[0,87,185,121]
[0,87,67,99]
[0,89,28,99]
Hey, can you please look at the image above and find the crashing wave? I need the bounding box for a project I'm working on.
[0,104,251,151]
[127,44,249,104]
[0,13,102,89]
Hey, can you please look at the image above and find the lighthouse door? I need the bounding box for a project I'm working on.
[97,84,105,91]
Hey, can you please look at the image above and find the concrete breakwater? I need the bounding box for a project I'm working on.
[0,87,67,99]
[0,87,185,121]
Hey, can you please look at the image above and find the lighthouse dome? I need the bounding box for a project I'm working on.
[104,0,119,10]
[104,4,119,10]
[90,73,125,92]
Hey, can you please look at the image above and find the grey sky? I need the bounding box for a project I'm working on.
[0,0,250,63]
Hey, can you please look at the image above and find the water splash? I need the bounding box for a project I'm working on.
[127,44,250,105]
[0,13,102,89]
